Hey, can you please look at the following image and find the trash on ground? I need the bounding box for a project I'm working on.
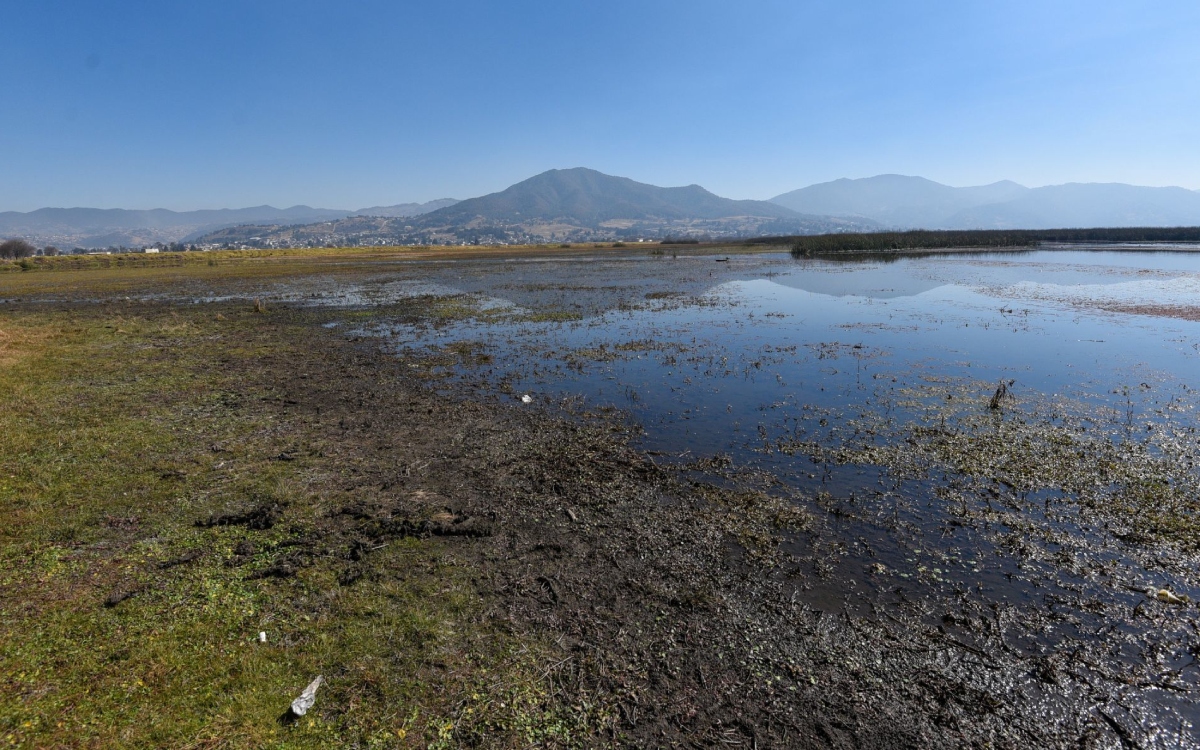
[1155,588,1189,605]
[290,675,324,716]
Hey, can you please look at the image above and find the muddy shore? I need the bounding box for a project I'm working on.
[255,302,1199,749]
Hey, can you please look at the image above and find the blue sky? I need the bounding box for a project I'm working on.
[3,0,1199,210]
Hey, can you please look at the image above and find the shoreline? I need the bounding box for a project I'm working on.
[6,238,1200,280]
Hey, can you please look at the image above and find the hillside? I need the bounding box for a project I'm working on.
[427,168,800,224]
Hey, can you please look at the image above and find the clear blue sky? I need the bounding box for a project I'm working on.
[3,0,1199,211]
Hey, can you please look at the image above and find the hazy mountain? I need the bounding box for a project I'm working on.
[0,200,462,248]
[354,199,459,218]
[771,175,1200,229]
[944,183,1200,229]
[0,205,355,248]
[0,205,351,232]
[195,168,879,247]
[771,175,1029,228]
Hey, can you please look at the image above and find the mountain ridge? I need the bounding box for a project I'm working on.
[9,170,1200,249]
[195,168,878,247]
[0,200,460,248]
[770,175,1200,229]
[942,183,1200,229]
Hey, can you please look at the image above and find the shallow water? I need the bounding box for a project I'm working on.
[365,250,1199,454]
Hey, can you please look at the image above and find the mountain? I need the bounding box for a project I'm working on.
[353,199,460,218]
[771,175,1029,228]
[15,171,1200,250]
[0,205,356,248]
[195,169,880,247]
[0,200,461,248]
[943,183,1200,229]
[426,167,801,225]
[770,175,1200,230]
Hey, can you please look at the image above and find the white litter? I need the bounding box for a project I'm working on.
[291,675,324,716]
[1155,588,1189,605]
[521,395,533,404]
[258,631,267,643]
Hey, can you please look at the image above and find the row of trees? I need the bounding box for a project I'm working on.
[2,238,214,258]
[787,227,1200,256]
[0,239,61,258]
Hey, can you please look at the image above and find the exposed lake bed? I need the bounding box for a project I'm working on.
[3,246,1199,747]
[352,248,1200,745]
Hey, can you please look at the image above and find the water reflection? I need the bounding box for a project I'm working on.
[364,251,1200,650]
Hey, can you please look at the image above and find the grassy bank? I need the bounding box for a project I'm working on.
[0,304,576,748]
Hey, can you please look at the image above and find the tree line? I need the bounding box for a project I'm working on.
[784,227,1200,256]
[0,239,63,259]
[0,239,210,259]
[0,239,59,259]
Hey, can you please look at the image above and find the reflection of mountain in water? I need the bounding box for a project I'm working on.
[767,266,945,299]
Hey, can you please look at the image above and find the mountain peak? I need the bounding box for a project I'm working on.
[423,168,800,225]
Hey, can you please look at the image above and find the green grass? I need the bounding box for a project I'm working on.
[0,306,587,748]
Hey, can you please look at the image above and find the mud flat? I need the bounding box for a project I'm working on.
[2,246,1198,747]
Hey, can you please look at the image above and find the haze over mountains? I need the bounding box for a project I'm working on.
[770,175,1200,230]
[6,169,1200,250]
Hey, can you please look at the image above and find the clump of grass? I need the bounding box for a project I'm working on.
[514,310,583,323]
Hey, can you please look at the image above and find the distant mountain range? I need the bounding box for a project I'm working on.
[0,200,457,248]
[196,168,875,248]
[7,170,1200,250]
[351,199,460,218]
[770,175,1200,230]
